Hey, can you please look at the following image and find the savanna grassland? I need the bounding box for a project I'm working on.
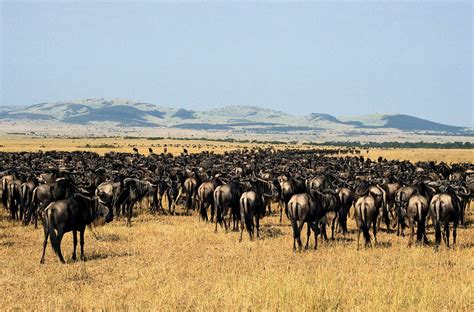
[0,137,473,311]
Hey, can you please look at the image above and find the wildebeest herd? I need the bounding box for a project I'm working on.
[0,147,472,263]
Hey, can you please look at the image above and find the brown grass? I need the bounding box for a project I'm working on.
[0,138,473,310]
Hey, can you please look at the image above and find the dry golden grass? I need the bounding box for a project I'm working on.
[0,138,473,310]
[1,204,473,311]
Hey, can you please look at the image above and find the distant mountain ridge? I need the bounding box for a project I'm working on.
[0,98,470,135]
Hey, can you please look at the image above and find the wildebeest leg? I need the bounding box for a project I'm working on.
[256,215,260,240]
[126,202,133,227]
[453,223,457,246]
[72,230,78,261]
[55,230,66,264]
[372,218,378,246]
[408,218,414,247]
[357,227,361,250]
[210,203,215,222]
[305,223,311,249]
[239,212,244,242]
[40,225,49,264]
[321,223,328,241]
[80,230,86,261]
[331,217,336,240]
[279,201,284,223]
[445,222,450,248]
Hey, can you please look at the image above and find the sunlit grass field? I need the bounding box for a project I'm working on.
[0,138,473,310]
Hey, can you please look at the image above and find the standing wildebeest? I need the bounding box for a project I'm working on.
[336,187,354,235]
[197,176,222,221]
[354,194,378,250]
[183,170,202,215]
[405,193,429,246]
[25,177,75,227]
[287,190,328,251]
[114,178,156,226]
[20,178,37,221]
[214,180,243,233]
[239,179,267,242]
[317,189,341,240]
[279,177,306,223]
[429,190,461,249]
[6,179,22,220]
[40,193,108,263]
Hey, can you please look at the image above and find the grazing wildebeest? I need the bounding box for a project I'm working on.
[429,191,460,249]
[354,194,378,250]
[40,193,107,264]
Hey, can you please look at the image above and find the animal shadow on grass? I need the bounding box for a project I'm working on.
[1,240,14,247]
[375,241,392,248]
[83,250,134,262]
[260,225,285,239]
[96,233,120,242]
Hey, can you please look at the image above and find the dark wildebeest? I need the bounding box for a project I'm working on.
[405,193,429,246]
[6,179,22,220]
[20,178,37,221]
[279,177,306,223]
[25,177,75,227]
[214,180,243,233]
[40,193,108,264]
[354,194,378,250]
[183,170,202,215]
[317,189,341,240]
[336,187,354,235]
[429,191,461,249]
[197,176,222,222]
[239,179,267,242]
[287,190,328,251]
[2,174,15,210]
[114,178,156,226]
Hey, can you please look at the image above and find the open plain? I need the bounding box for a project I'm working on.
[0,138,473,311]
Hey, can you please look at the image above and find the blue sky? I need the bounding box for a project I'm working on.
[1,1,472,126]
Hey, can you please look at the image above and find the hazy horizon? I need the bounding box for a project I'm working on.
[1,1,472,127]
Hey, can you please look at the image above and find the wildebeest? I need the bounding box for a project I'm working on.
[429,190,461,249]
[239,179,267,241]
[214,180,243,232]
[405,193,430,246]
[40,193,108,263]
[287,190,328,251]
[25,177,76,227]
[354,194,378,249]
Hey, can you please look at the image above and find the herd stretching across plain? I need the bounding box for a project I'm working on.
[1,147,472,263]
